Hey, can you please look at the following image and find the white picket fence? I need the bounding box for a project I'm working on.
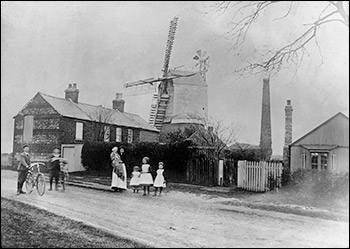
[237,161,283,192]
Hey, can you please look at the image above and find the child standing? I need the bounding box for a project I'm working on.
[129,166,141,193]
[139,157,153,195]
[154,162,166,196]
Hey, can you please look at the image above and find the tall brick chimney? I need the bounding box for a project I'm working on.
[113,93,125,112]
[259,78,272,161]
[283,100,293,168]
[65,83,79,103]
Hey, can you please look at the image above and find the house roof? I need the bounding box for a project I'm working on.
[26,92,159,132]
[290,112,349,146]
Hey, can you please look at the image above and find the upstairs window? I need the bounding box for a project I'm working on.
[23,115,34,142]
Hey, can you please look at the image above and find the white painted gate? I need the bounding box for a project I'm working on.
[61,144,85,172]
[237,160,282,192]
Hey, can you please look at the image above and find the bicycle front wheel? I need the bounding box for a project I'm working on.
[36,173,46,196]
[25,174,34,194]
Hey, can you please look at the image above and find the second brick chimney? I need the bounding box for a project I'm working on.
[113,93,125,112]
[65,83,79,103]
[284,100,293,146]
[283,100,293,168]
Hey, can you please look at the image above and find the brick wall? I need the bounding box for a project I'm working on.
[139,130,159,142]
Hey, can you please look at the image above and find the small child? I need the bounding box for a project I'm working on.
[129,166,141,193]
[154,162,166,196]
[139,157,153,195]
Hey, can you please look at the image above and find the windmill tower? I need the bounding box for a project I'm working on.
[123,17,208,142]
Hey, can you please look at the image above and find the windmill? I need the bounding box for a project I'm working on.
[123,17,208,133]
[123,16,182,130]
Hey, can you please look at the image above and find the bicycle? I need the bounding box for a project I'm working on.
[25,162,46,196]
[59,162,69,191]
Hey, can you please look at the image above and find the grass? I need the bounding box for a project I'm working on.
[1,197,149,248]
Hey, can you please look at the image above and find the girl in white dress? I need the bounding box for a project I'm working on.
[129,166,141,193]
[139,157,153,195]
[154,162,166,196]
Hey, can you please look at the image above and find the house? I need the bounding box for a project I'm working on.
[289,112,349,173]
[13,84,159,172]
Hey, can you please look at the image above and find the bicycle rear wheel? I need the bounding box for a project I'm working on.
[25,174,34,194]
[36,173,46,196]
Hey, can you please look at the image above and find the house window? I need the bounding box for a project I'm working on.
[311,152,328,171]
[104,126,110,142]
[75,122,83,140]
[320,153,328,171]
[311,153,318,170]
[127,129,133,143]
[23,115,34,142]
[301,153,306,169]
[116,127,122,142]
[332,154,336,170]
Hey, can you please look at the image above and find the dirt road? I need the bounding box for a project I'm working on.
[1,170,348,248]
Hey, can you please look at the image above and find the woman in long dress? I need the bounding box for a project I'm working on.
[110,147,127,192]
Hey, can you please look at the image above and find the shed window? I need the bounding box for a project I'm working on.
[75,122,83,140]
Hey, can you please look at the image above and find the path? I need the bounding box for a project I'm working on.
[1,170,348,248]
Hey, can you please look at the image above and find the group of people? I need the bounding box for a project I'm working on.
[16,145,67,195]
[110,147,166,196]
[16,144,166,196]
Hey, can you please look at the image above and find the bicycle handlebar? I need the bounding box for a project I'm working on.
[29,162,45,171]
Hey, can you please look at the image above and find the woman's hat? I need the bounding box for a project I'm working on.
[112,147,118,152]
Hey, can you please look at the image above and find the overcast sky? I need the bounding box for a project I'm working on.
[1,1,349,154]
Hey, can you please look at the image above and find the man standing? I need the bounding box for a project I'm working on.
[17,145,31,195]
[48,148,62,191]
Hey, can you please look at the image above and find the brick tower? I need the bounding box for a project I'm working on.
[259,78,272,161]
[283,100,293,168]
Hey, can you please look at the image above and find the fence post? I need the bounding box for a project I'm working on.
[218,160,224,186]
[237,161,244,188]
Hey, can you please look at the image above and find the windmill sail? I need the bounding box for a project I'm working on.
[151,16,179,130]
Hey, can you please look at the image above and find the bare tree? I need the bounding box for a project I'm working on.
[209,1,349,75]
[89,106,113,142]
[186,114,241,160]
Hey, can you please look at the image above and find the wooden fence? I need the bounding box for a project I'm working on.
[237,160,282,192]
[186,155,217,186]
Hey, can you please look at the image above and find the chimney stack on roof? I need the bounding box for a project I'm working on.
[65,83,79,103]
[113,93,125,112]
